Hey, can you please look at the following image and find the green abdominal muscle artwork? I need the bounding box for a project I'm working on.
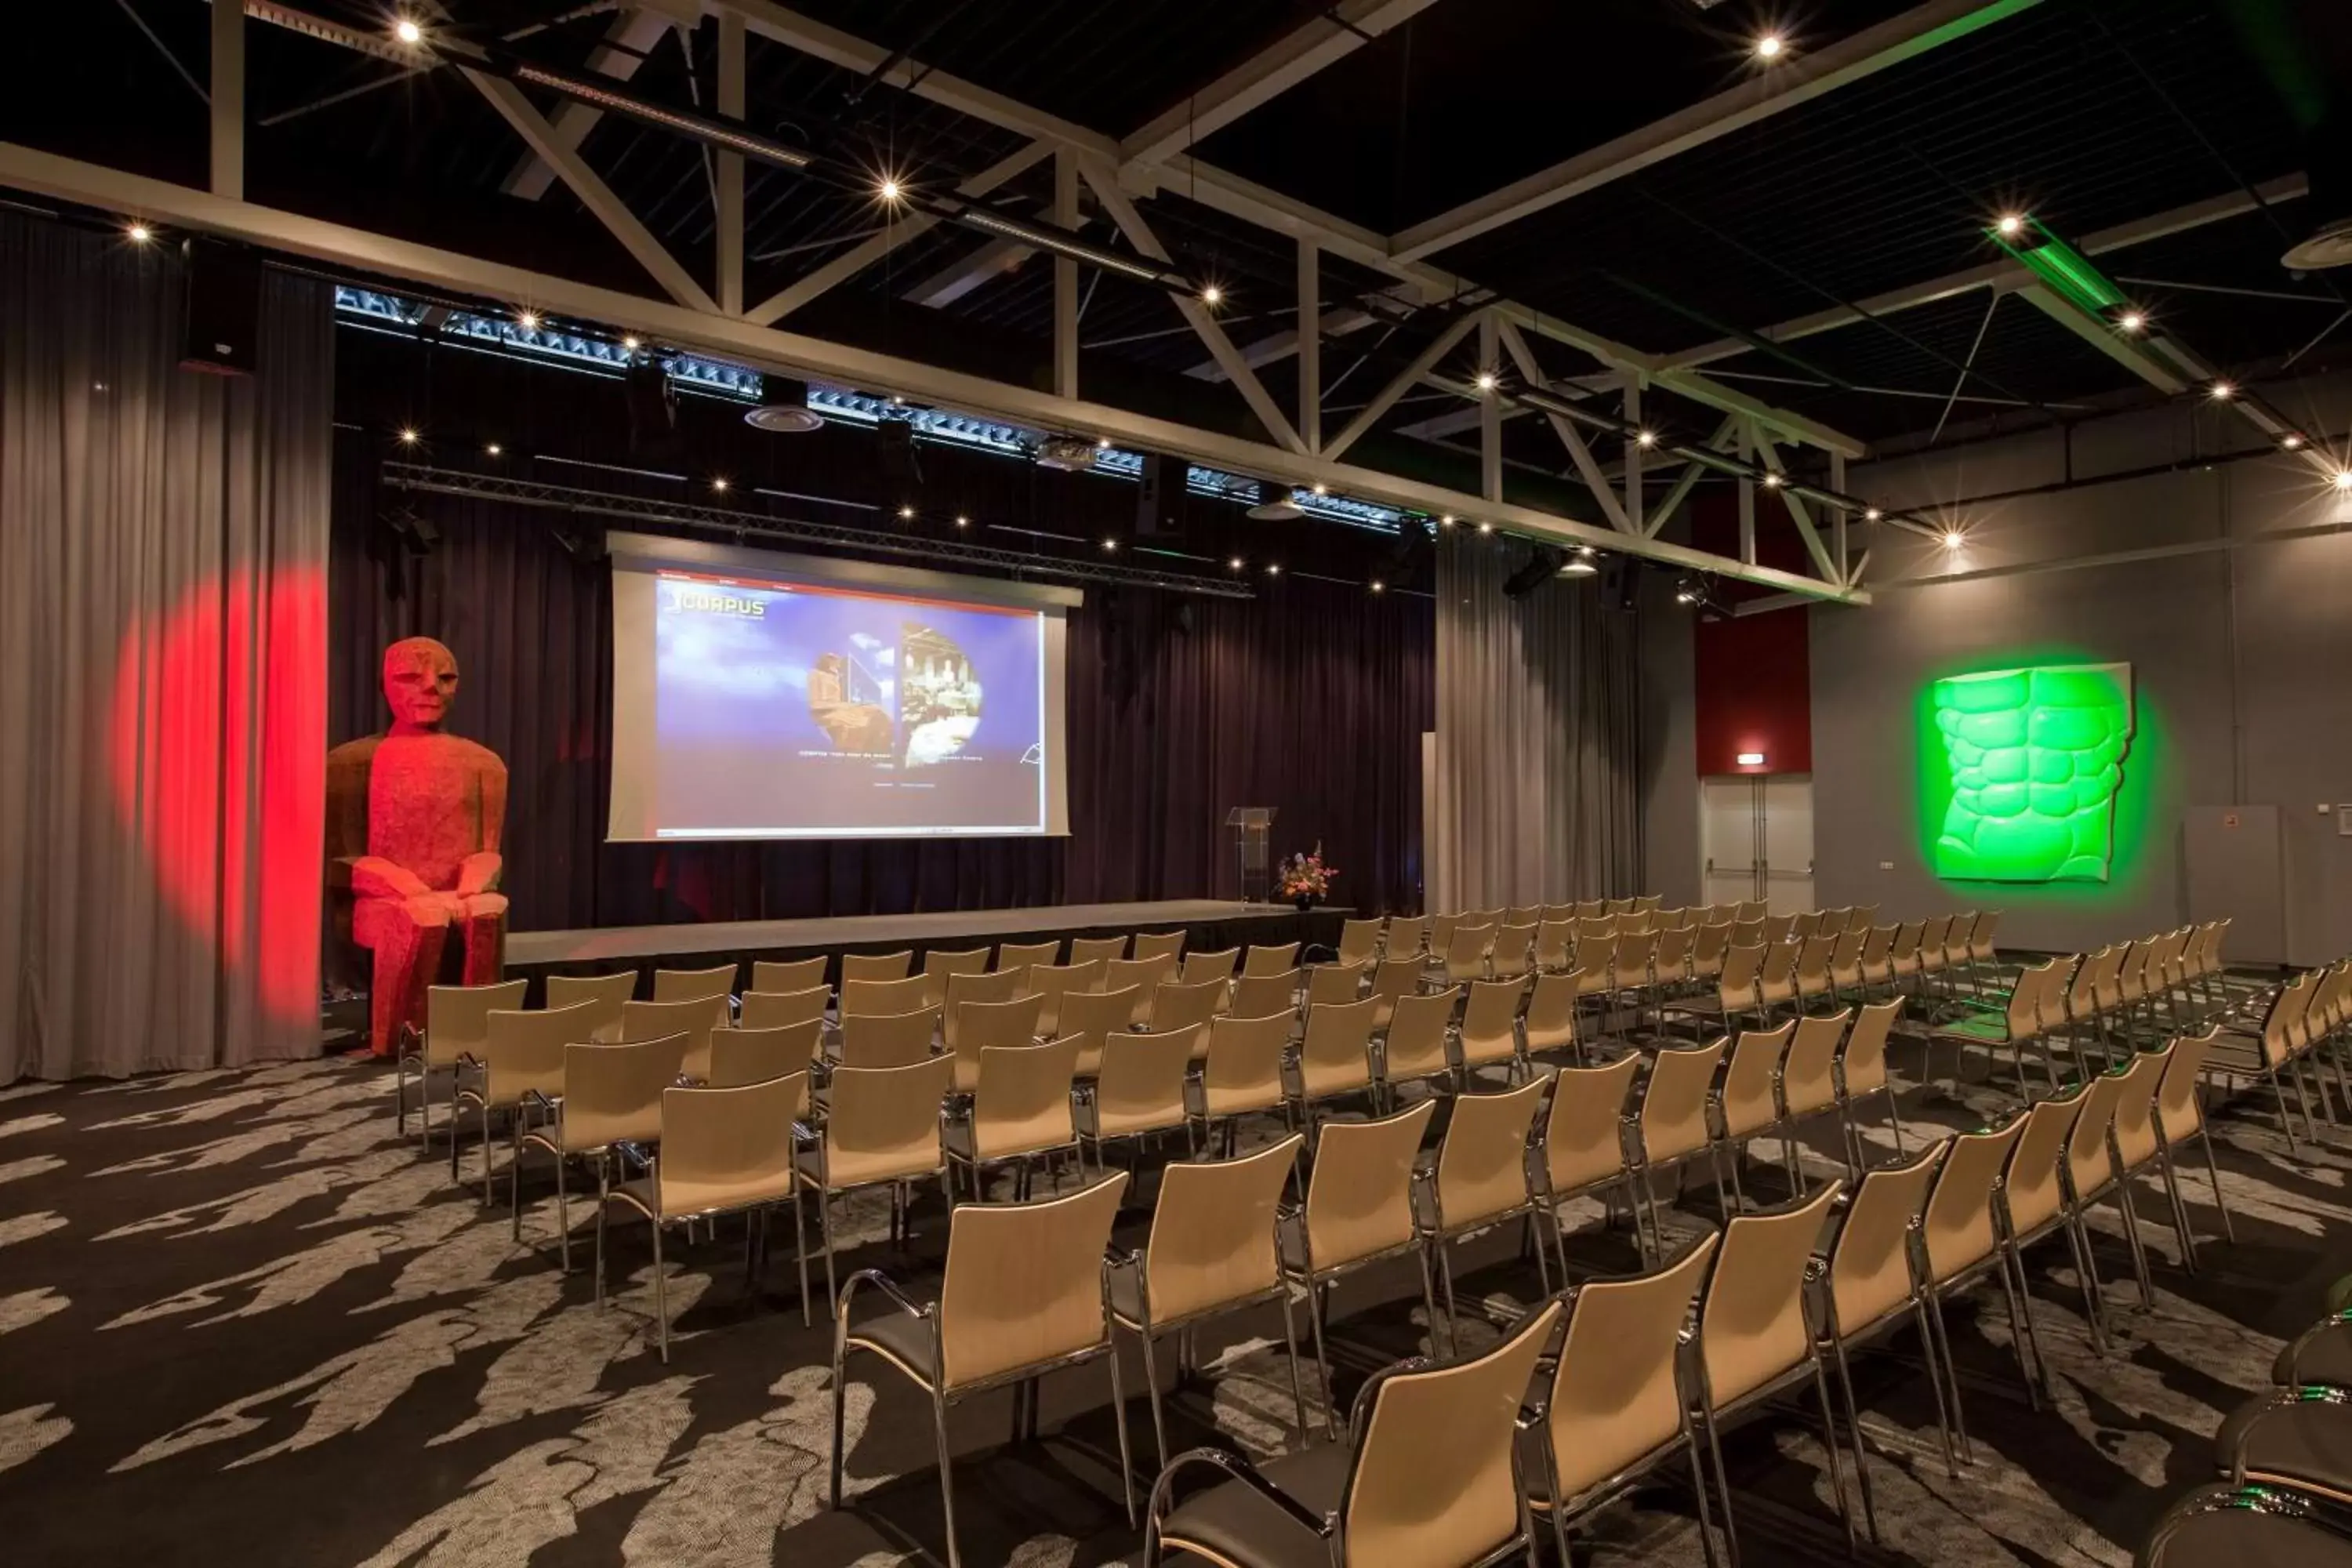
[1928,662,2136,883]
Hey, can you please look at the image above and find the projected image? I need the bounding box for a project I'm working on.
[642,569,1047,837]
[1927,662,2135,883]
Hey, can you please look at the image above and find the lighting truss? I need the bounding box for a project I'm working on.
[379,462,1260,598]
[334,288,764,399]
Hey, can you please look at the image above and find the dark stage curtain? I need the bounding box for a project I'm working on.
[330,417,1432,932]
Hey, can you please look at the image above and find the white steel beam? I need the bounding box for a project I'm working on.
[905,236,1034,308]
[211,0,244,199]
[0,141,1867,601]
[1188,306,1375,381]
[1479,313,1502,503]
[1751,434,1840,582]
[1052,150,1079,399]
[744,140,1050,326]
[1646,416,1737,538]
[1623,376,1644,532]
[1390,0,2045,263]
[1297,238,1321,452]
[504,9,673,200]
[1117,0,1444,167]
[2016,283,2190,394]
[715,9,744,314]
[1324,312,1479,461]
[464,70,717,314]
[1495,319,1633,532]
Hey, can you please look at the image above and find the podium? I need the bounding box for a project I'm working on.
[1226,807,1276,907]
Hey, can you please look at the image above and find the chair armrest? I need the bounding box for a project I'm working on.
[835,1265,933,1328]
[612,1141,656,1176]
[1145,1446,1333,1540]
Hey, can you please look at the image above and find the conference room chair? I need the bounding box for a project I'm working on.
[1145,978,1226,1047]
[1791,910,1823,942]
[1628,1038,1730,1263]
[1080,1026,1200,1175]
[1847,905,1878,934]
[2062,1061,2157,1318]
[1192,1011,1297,1155]
[1105,954,1178,1025]
[1759,913,1796,946]
[1112,1134,1310,1464]
[1228,968,1299,1022]
[1281,1098,1441,1437]
[1524,1236,1720,1566]
[2157,1027,2234,1254]
[740,985,831,1033]
[1825,928,1867,1006]
[1364,954,1422,1031]
[1570,898,1602,919]
[452,999,601,1200]
[1918,1118,2038,1454]
[1635,894,1664,914]
[1939,915,1982,1001]
[1423,912,1461,965]
[994,938,1062,976]
[2208,972,2327,1146]
[1912,913,1956,1005]
[837,1005,940,1069]
[1710,1022,1791,1213]
[1132,930,1187,963]
[1022,958,1105,1039]
[2058,946,2118,1069]
[1819,1145,1958,1513]
[1929,956,2057,1098]
[1182,947,1242,986]
[939,969,1031,1057]
[1457,975,1532,1086]
[623,996,720,1082]
[921,947,992,1007]
[944,1036,1083,1201]
[1754,938,1800,1027]
[841,972,931,1018]
[1538,903,1575,924]
[1576,915,1617,946]
[2140,1485,2352,1568]
[1302,958,1367,1012]
[1443,923,1496,985]
[600,1074,813,1358]
[1243,942,1300,977]
[833,1173,1134,1568]
[1468,906,1507,933]
[1604,898,1635,918]
[1791,935,1837,1015]
[752,955,828,995]
[1068,934,1129,966]
[1334,919,1383,967]
[1996,1084,2103,1361]
[399,977,528,1146]
[1145,1298,1561,1568]
[1532,917,1574,975]
[1728,918,1766,951]
[798,1054,956,1301]
[1732,901,1768,924]
[544,971,634,1042]
[1833,999,1905,1174]
[1417,1073,1554,1347]
[1602,928,1658,1040]
[1664,940,1759,1046]
[1963,910,2003,993]
[1621,912,1658,939]
[1689,1182,1857,1558]
[1291,996,1383,1129]
[1522,971,1580,1065]
[1849,926,1895,1002]
[944,992,1045,1093]
[1651,925,1695,1006]
[1773,1010,1848,1187]
[1688,920,1733,989]
[1055,985,1144,1077]
[653,964,739,1029]
[1383,914,1428,960]
[1533,1054,1641,1277]
[1505,903,1541,927]
[839,949,913,985]
[2110,1041,2198,1272]
[706,1021,826,1087]
[1377,987,1458,1109]
[516,1033,688,1271]
[1489,923,1537,982]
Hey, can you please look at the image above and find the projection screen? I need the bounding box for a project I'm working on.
[606,532,1078,841]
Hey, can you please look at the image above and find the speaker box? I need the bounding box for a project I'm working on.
[1599,557,1640,612]
[180,238,262,376]
[1136,453,1185,537]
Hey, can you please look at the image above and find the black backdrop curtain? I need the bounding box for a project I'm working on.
[328,332,1431,932]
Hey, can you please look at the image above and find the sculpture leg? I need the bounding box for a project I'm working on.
[458,893,510,986]
[369,899,451,1058]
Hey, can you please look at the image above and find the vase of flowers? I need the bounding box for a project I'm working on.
[1276,846,1335,911]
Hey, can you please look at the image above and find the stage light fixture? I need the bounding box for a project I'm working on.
[1266,563,1281,576]
[1559,546,1599,577]
[397,426,419,445]
[2336,470,2352,492]
[1095,436,1112,451]
[516,310,539,330]
[1311,482,1329,496]
[1942,528,1965,550]
[1102,537,1118,553]
[1200,284,1224,307]
[1229,556,1244,570]
[1754,33,1785,60]
[1439,514,1455,527]
[1476,521,1494,534]
[485,442,502,456]
[1674,577,1700,605]
[1475,370,1499,393]
[126,223,151,244]
[1370,579,1385,593]
[877,176,902,204]
[2118,310,2146,333]
[622,336,641,352]
[1503,545,1566,598]
[712,477,729,493]
[898,504,916,520]
[2283,434,2306,451]
[1997,213,2027,238]
[2209,381,2236,401]
[1864,507,1882,521]
[955,514,970,528]
[1762,472,1782,488]
[394,17,423,45]
[1636,430,1657,448]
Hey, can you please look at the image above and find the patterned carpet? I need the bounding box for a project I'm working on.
[2,1021,2346,1568]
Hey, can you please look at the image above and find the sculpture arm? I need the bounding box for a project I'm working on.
[456,851,504,897]
[347,855,434,901]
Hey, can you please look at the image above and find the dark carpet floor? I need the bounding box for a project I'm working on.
[2,1017,2347,1568]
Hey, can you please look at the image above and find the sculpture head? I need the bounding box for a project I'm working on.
[382,637,459,733]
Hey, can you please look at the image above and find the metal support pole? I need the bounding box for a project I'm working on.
[1297,238,1321,453]
[1053,150,1080,399]
[1737,422,1757,566]
[1479,311,1502,503]
[1624,374,1644,534]
[211,0,244,199]
[1831,452,1849,584]
[716,9,745,315]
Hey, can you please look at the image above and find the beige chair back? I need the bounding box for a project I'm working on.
[1641,1039,1726,1166]
[1131,931,1186,963]
[1148,978,1228,1039]
[1780,1010,1848,1120]
[946,992,1046,1091]
[655,1073,806,1215]
[751,956,828,994]
[1543,1055,1639,1196]
[1344,1299,1564,1568]
[1922,1120,2024,1283]
[996,939,1063,976]
[1142,1135,1303,1323]
[1068,935,1129,966]
[423,978,530,1068]
[1025,960,1107,1038]
[1610,930,1657,991]
[840,949,913,985]
[1200,1011,1292,1118]
[561,1034,688,1152]
[1092,1027,1198,1138]
[2065,1071,2131,1199]
[842,973,931,1018]
[653,964,738,1029]
[1533,919,1574,973]
[1458,976,1527,1070]
[707,1022,825,1087]
[1719,942,1764,1004]
[1853,925,1894,982]
[922,946,992,1006]
[1366,955,1422,1028]
[543,972,631,1041]
[1242,942,1300,978]
[2158,1028,2220,1146]
[2003,1087,2085,1236]
[942,969,1029,1051]
[1302,1100,1436,1271]
[1443,924,1495,985]
[479,1000,600,1106]
[1522,971,1577,1058]
[2111,1045,2170,1172]
[1700,1182,1842,1406]
[936,1172,1127,1390]
[1181,948,1241,986]
[1335,920,1384,967]
[1490,924,1538,980]
[837,1005,939,1069]
[1719,1022,1791,1140]
[622,996,719,1080]
[1385,915,1430,957]
[1432,1074,1549,1230]
[1690,920,1732,980]
[1105,956,1178,1025]
[1829,1144,1942,1333]
[1546,1237,1716,1501]
[740,985,830,1032]
[1053,985,1142,1077]
[1297,995,1381,1100]
[1577,916,1618,943]
[1306,960,1369,1008]
[1384,988,1458,1084]
[969,1037,1080,1163]
[822,1055,955,1189]
[1840,998,1901,1098]
[1229,969,1300,1021]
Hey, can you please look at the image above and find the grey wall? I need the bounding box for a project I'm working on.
[1639,568,1702,907]
[1795,379,2352,962]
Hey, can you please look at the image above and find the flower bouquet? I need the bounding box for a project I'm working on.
[1276,846,1336,910]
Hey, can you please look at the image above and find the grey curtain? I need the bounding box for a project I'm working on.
[1431,532,1643,909]
[1,214,332,1080]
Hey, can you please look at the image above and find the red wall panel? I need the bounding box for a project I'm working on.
[1689,491,1814,776]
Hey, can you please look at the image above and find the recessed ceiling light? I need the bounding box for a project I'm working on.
[712,477,729,492]
[394,17,423,45]
[1201,284,1224,307]
[1475,370,1498,393]
[2283,434,2306,451]
[1996,213,2027,238]
[485,442,503,456]
[1370,580,1385,593]
[2210,381,2236,401]
[1754,33,1785,60]
[877,177,902,203]
[125,223,151,244]
[2118,310,2147,334]
[397,427,419,445]
[1635,430,1657,448]
[1943,528,1965,550]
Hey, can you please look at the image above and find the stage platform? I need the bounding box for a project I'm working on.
[504,899,1348,993]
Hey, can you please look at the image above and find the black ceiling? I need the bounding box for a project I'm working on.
[6,0,2347,474]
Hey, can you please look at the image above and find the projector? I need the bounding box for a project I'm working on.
[1035,436,1099,470]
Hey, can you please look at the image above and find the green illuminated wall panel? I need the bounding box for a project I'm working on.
[1929,662,2135,883]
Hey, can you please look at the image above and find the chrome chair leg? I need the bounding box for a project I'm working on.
[931,1390,962,1568]
[1276,1288,1310,1442]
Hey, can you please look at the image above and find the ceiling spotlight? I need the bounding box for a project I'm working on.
[1674,576,1700,605]
[393,17,423,45]
[1754,33,1785,60]
[516,310,540,331]
[2335,470,2352,492]
[1635,430,1657,448]
[712,477,729,493]
[1102,537,1118,553]
[898,505,916,521]
[2118,310,2147,334]
[1439,514,1455,527]
[622,336,641,352]
[1229,556,1244,570]
[1942,528,1965,550]
[1370,580,1385,593]
[485,442,503,456]
[1864,506,1883,521]
[2209,380,2236,401]
[1095,436,1112,451]
[125,223,151,245]
[1475,370,1499,393]
[397,426,419,445]
[2283,434,2307,451]
[1311,482,1329,496]
[1559,547,1599,578]
[1761,471,1783,488]
[1996,213,2027,238]
[1266,563,1282,576]
[877,176,903,204]
[1201,284,1224,307]
[1476,521,1494,534]
[955,514,970,528]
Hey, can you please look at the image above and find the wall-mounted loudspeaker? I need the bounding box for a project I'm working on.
[1136,453,1185,537]
[180,238,262,376]
[1598,557,1640,612]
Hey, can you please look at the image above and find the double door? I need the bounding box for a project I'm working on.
[1701,775,1815,916]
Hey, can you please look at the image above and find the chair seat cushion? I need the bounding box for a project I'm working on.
[2149,1506,2352,1568]
[845,1308,938,1390]
[2218,1396,2352,1503]
[1158,1443,1349,1568]
[2277,1322,2352,1388]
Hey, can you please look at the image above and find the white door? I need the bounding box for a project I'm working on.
[1700,775,1816,912]
[1701,777,1762,908]
[1760,775,1816,916]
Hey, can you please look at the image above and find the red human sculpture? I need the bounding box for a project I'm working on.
[326,637,509,1056]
